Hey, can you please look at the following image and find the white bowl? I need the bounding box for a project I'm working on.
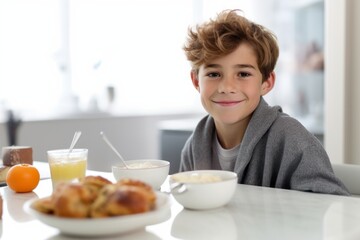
[112,159,170,190]
[170,170,238,210]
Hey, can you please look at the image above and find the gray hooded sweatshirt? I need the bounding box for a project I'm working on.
[180,98,350,196]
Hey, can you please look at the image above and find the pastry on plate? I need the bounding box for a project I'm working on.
[31,176,157,219]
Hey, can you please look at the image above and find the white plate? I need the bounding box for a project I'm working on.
[24,192,171,237]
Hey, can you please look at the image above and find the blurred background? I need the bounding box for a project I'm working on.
[0,0,359,171]
[0,0,324,121]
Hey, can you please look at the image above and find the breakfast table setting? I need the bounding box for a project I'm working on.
[1,162,360,239]
[1,165,360,239]
[2,131,360,239]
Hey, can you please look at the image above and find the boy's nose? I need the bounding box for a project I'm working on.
[218,77,237,93]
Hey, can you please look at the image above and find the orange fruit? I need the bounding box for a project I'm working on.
[6,164,40,193]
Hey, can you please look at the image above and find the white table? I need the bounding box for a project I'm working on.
[1,170,360,240]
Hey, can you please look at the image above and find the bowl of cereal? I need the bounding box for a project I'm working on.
[112,159,170,190]
[169,170,238,210]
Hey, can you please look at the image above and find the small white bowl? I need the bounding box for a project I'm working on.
[112,159,170,190]
[169,170,238,210]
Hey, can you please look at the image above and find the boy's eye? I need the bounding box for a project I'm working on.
[207,72,221,78]
[239,72,251,78]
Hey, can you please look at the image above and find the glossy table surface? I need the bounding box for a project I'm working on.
[1,165,360,239]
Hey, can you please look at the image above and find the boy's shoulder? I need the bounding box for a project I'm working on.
[253,99,315,140]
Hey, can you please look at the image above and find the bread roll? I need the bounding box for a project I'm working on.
[30,176,157,219]
[30,196,54,214]
[79,176,113,201]
[116,179,156,208]
[90,184,153,218]
[52,182,94,218]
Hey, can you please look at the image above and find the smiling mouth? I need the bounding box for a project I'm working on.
[213,100,243,106]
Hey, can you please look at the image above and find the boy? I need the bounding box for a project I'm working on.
[180,9,349,195]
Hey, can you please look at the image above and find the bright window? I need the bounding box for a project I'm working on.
[0,0,324,129]
[0,0,63,118]
[68,0,199,114]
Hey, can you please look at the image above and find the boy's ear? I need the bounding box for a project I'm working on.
[191,70,200,92]
[261,71,276,96]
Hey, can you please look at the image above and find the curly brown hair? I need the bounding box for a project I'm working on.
[183,9,279,81]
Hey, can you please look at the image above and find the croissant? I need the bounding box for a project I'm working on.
[52,182,94,218]
[79,175,113,201]
[116,179,156,208]
[90,184,154,218]
[30,196,54,214]
[31,176,157,219]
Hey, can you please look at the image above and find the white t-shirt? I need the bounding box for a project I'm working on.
[214,136,240,171]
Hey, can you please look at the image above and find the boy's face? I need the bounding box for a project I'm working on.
[191,42,274,127]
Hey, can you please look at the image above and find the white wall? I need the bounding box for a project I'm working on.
[347,0,360,164]
[324,0,360,164]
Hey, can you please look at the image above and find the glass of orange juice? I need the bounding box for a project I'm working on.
[47,148,88,190]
